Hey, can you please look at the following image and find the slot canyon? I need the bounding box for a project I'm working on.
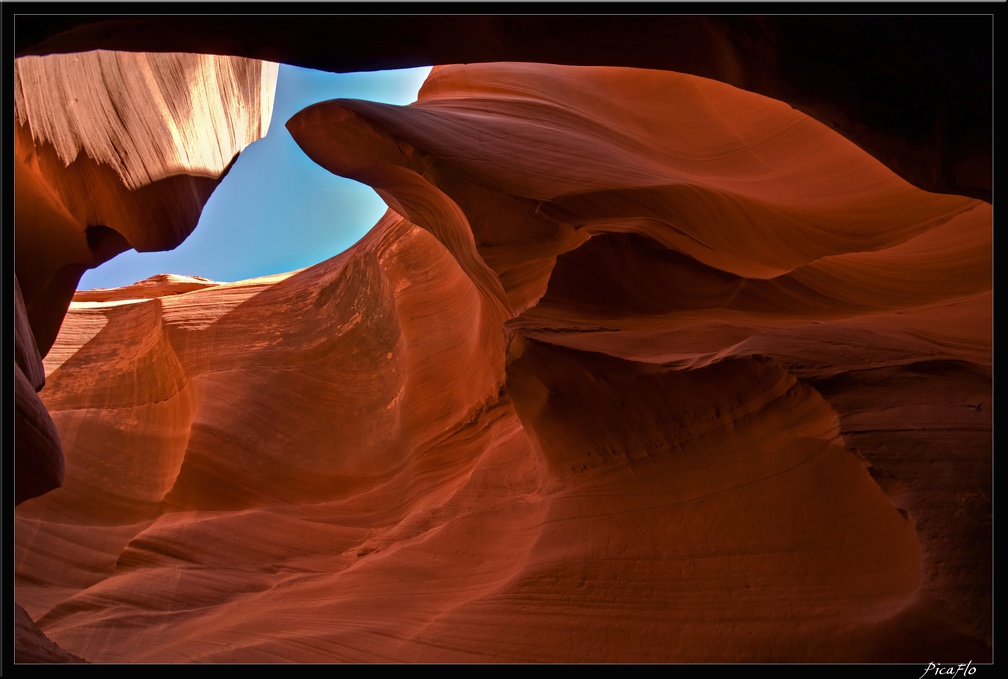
[12,14,993,664]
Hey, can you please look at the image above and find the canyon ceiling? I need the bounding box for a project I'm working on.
[12,13,994,664]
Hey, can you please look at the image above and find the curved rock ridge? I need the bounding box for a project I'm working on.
[15,63,990,662]
[14,50,278,357]
[72,274,221,303]
[13,49,278,661]
[15,52,276,191]
[14,49,277,502]
[15,276,64,507]
[13,15,992,202]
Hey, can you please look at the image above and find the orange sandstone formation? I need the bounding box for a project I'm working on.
[13,51,277,508]
[14,62,990,663]
[14,15,992,202]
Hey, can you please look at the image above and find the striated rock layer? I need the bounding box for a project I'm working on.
[14,50,278,358]
[14,15,992,202]
[13,50,276,508]
[15,63,991,663]
[12,49,277,663]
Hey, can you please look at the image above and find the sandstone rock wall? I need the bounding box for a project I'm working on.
[14,15,992,202]
[12,50,278,661]
[14,63,991,662]
[14,51,278,504]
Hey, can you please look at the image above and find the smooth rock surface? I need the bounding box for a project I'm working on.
[13,15,992,201]
[14,63,991,663]
[14,50,278,357]
[12,49,277,663]
[13,50,276,499]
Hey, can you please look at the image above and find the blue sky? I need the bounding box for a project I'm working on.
[78,63,432,290]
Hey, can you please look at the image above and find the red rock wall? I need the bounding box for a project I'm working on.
[13,51,277,506]
[14,63,990,662]
[12,51,277,662]
[13,15,992,202]
[14,51,277,357]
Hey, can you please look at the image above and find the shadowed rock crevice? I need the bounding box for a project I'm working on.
[15,603,87,663]
[810,360,993,647]
[499,338,933,661]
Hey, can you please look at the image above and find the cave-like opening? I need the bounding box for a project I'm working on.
[77,62,432,291]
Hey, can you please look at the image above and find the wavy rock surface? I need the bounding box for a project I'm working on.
[12,49,278,663]
[15,63,991,663]
[13,15,992,202]
[14,50,277,357]
[13,50,276,503]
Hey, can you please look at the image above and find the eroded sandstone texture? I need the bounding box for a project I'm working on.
[14,62,990,663]
[12,50,277,662]
[13,50,277,508]
[14,15,992,202]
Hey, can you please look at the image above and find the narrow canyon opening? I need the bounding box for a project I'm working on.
[75,63,433,292]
